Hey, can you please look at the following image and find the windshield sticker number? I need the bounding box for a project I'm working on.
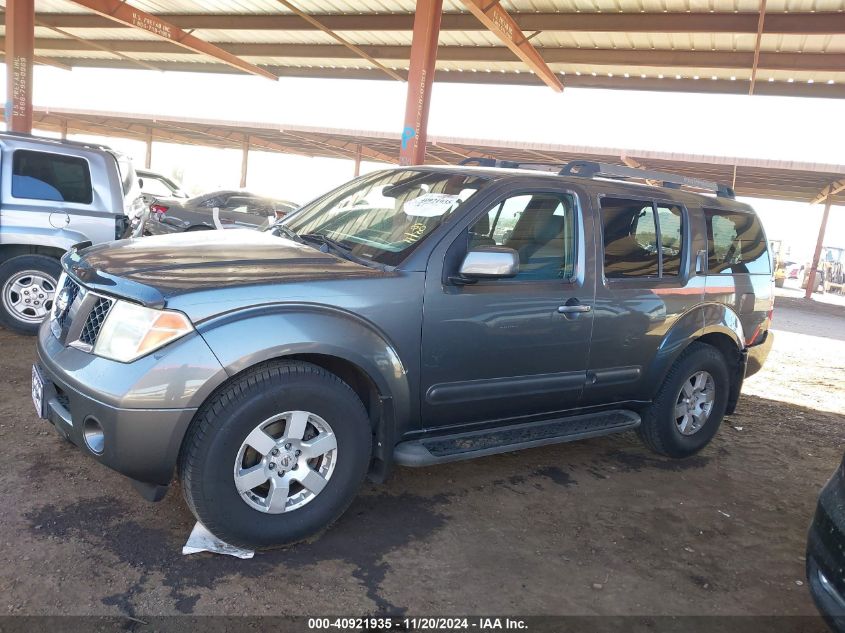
[403,193,461,217]
[403,222,428,244]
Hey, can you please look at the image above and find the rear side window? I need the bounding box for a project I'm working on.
[600,197,686,279]
[600,198,660,278]
[12,150,93,204]
[705,209,770,274]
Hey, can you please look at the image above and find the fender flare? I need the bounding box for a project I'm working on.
[643,302,745,401]
[194,303,411,436]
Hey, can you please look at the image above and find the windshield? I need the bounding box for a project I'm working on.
[278,170,489,266]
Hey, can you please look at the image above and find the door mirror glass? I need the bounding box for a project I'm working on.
[459,247,520,278]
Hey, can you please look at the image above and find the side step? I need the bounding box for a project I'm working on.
[394,410,640,467]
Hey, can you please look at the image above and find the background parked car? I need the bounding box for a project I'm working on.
[0,133,142,334]
[137,168,187,205]
[807,453,845,633]
[144,190,298,235]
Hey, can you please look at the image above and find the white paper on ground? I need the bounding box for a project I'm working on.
[182,521,255,559]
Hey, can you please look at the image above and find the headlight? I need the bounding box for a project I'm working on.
[94,300,193,362]
[52,272,68,319]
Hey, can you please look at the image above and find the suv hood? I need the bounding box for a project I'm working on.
[64,229,385,308]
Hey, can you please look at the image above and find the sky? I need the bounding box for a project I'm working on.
[4,64,844,262]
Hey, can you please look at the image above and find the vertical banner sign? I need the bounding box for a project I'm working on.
[5,0,35,133]
[399,0,443,166]
[10,56,31,129]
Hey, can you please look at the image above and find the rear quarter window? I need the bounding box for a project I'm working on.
[11,149,93,204]
[705,209,770,274]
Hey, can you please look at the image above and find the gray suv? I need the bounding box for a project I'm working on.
[0,133,143,334]
[32,161,774,548]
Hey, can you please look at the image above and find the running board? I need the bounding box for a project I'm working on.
[394,410,641,467]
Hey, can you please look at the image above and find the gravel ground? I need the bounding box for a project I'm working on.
[0,296,842,622]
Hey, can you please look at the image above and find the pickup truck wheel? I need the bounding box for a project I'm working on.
[637,343,729,458]
[178,360,372,549]
[0,255,61,335]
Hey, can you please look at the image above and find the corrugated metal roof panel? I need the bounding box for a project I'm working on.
[23,0,845,99]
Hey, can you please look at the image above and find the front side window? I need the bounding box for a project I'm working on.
[12,150,93,204]
[469,192,577,280]
[282,170,488,266]
[705,209,770,274]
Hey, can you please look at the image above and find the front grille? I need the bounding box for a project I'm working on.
[79,297,114,346]
[55,277,81,328]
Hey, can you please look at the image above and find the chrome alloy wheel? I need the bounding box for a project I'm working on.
[674,370,716,436]
[2,270,57,324]
[233,411,338,514]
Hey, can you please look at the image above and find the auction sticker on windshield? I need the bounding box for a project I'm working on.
[403,193,461,217]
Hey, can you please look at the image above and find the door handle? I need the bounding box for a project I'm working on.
[558,304,592,314]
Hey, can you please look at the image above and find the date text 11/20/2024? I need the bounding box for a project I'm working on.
[307,617,528,630]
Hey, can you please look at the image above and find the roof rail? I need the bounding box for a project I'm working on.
[0,130,113,151]
[559,160,735,199]
[458,157,522,169]
[458,156,572,173]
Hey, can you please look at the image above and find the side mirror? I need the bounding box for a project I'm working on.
[138,178,144,189]
[452,246,519,285]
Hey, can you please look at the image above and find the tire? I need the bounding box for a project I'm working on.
[637,342,730,458]
[178,360,372,549]
[186,225,213,232]
[0,254,62,335]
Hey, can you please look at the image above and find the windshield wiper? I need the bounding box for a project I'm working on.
[299,233,386,271]
[272,223,303,243]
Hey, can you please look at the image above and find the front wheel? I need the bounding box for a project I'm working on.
[637,343,730,458]
[178,360,372,549]
[0,255,61,335]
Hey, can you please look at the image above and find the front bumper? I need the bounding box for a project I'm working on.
[35,318,227,497]
[807,462,845,633]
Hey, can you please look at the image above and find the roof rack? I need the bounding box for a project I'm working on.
[458,157,565,173]
[459,156,735,199]
[559,160,735,199]
[459,157,521,169]
[0,130,113,151]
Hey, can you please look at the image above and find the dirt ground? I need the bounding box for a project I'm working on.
[0,295,842,621]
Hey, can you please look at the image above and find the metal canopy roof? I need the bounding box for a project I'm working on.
[20,105,845,204]
[5,0,845,98]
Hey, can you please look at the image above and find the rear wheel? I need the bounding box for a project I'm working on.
[637,343,730,458]
[178,360,372,549]
[0,255,61,335]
